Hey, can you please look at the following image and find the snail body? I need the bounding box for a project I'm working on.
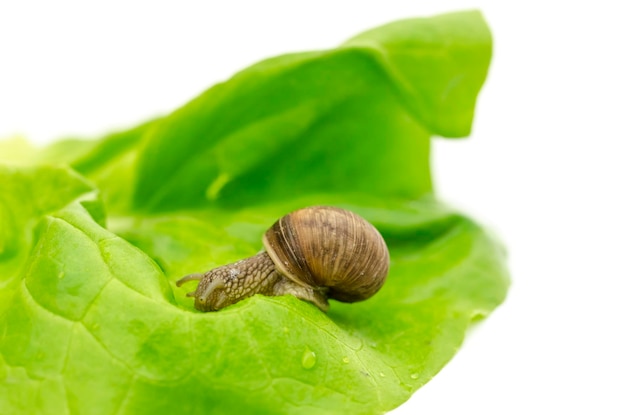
[177,206,389,312]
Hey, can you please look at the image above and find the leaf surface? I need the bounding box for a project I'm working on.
[0,10,507,414]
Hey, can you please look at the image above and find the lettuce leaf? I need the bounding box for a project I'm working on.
[0,10,508,414]
[132,11,491,212]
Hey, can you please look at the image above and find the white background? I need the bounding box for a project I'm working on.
[1,1,625,413]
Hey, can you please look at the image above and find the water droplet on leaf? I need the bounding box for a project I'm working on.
[301,347,316,369]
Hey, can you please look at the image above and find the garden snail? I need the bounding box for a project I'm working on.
[176,206,390,312]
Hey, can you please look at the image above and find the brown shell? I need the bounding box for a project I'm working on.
[262,206,389,303]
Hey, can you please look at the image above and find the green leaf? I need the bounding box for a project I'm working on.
[0,120,156,214]
[0,10,508,415]
[1,182,507,414]
[132,10,490,211]
[0,166,94,327]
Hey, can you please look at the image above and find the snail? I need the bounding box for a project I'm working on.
[176,206,390,312]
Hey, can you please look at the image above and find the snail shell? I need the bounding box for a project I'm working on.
[263,206,389,303]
